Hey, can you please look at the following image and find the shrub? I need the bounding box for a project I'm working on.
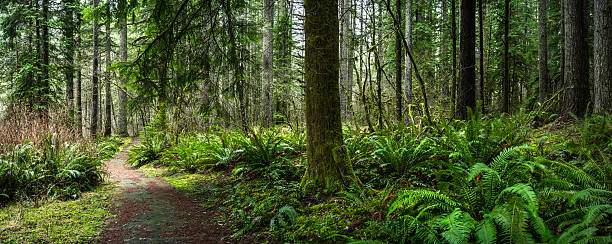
[0,136,103,204]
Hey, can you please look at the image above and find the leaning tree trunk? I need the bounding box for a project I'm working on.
[262,0,274,127]
[301,0,361,191]
[564,0,590,118]
[404,0,413,123]
[594,0,612,114]
[104,12,112,137]
[455,0,476,120]
[394,0,402,123]
[91,0,99,138]
[538,0,549,104]
[117,18,129,136]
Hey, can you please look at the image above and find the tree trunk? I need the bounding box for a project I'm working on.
[478,0,485,113]
[564,0,590,118]
[440,0,448,99]
[594,0,612,114]
[41,0,50,111]
[76,11,82,136]
[63,0,75,115]
[91,0,99,138]
[404,0,413,122]
[451,0,457,115]
[340,0,353,122]
[302,0,361,191]
[502,0,510,113]
[393,0,402,123]
[538,0,549,104]
[117,18,129,136]
[223,0,247,130]
[455,0,476,120]
[104,10,112,137]
[262,0,274,126]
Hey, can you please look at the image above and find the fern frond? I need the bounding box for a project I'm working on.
[388,190,461,216]
[490,145,533,171]
[439,208,476,244]
[496,183,538,209]
[569,188,612,207]
[475,218,497,244]
[583,204,612,226]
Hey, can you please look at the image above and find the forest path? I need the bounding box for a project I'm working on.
[99,139,229,243]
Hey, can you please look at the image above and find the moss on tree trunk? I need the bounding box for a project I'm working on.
[301,0,362,192]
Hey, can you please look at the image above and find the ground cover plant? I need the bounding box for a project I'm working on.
[131,112,611,243]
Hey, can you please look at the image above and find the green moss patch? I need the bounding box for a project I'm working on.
[0,184,119,243]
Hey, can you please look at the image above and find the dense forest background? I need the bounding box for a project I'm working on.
[0,0,609,136]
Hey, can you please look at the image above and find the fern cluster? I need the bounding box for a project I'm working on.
[0,136,104,203]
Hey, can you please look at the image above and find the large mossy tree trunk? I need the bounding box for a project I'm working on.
[564,0,590,118]
[455,0,476,120]
[302,0,361,192]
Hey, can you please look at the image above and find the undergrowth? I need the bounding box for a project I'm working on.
[135,112,612,243]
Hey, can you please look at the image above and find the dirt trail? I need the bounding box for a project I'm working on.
[99,139,229,243]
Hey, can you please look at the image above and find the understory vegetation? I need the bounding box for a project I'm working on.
[0,132,126,205]
[130,111,612,243]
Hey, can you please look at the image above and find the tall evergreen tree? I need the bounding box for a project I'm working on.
[456,0,476,120]
[394,0,402,122]
[564,0,589,118]
[302,0,360,191]
[538,0,549,104]
[91,0,100,138]
[593,0,611,114]
[262,0,274,126]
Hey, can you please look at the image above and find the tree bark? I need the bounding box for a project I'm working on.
[502,0,510,113]
[63,0,75,115]
[564,0,590,118]
[440,0,448,99]
[104,8,112,137]
[404,0,413,122]
[76,10,82,136]
[455,0,476,120]
[451,0,457,115]
[262,0,274,126]
[117,18,129,136]
[340,0,354,122]
[394,0,402,123]
[594,0,612,114]
[538,0,549,104]
[302,0,361,191]
[91,0,99,138]
[478,0,485,113]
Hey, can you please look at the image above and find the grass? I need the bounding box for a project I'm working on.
[0,184,119,243]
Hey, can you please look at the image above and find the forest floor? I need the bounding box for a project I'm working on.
[99,139,231,243]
